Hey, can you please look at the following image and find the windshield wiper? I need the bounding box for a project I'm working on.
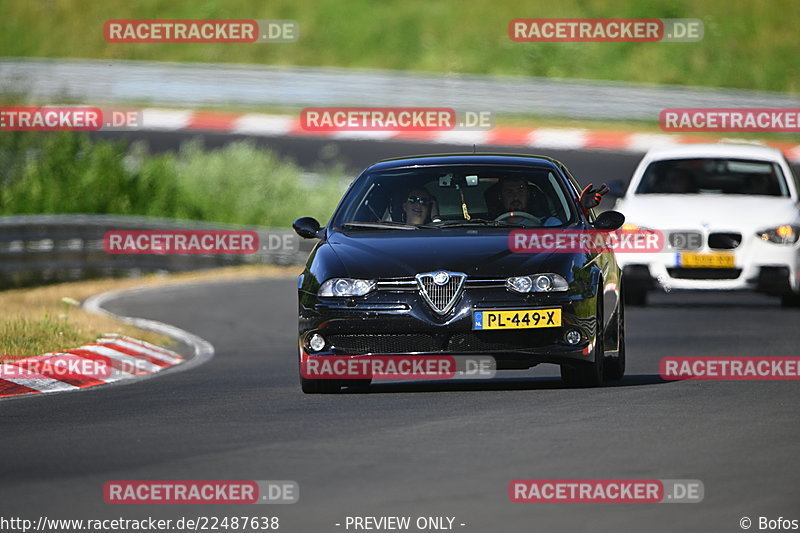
[433,218,526,228]
[342,221,419,231]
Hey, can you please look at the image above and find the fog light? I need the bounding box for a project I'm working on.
[565,329,581,345]
[308,333,326,352]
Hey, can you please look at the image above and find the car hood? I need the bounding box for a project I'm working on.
[325,229,578,279]
[615,195,799,231]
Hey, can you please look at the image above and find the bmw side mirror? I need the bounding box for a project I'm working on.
[293,217,322,239]
[593,210,625,230]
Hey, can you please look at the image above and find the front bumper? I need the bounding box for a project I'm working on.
[299,284,600,368]
[617,234,800,293]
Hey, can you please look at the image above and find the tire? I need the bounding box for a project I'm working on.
[561,283,605,387]
[604,285,626,381]
[781,292,800,308]
[300,376,341,394]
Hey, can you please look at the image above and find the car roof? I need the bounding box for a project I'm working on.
[643,143,785,162]
[365,153,564,172]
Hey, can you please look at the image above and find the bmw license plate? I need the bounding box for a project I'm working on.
[677,252,735,268]
[473,308,561,330]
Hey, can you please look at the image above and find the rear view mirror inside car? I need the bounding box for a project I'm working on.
[439,174,480,188]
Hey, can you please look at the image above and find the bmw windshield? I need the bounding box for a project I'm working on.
[635,158,790,196]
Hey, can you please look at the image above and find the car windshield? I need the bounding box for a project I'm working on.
[331,164,577,230]
[635,158,789,197]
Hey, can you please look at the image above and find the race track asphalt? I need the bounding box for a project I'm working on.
[2,277,798,532]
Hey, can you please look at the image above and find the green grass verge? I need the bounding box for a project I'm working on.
[0,314,83,356]
[0,131,347,226]
[0,266,298,358]
[1,0,798,93]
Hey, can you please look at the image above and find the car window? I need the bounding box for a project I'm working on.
[635,158,789,197]
[550,172,576,219]
[331,165,577,229]
[563,173,596,222]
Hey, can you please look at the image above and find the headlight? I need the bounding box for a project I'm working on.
[318,278,376,297]
[757,225,800,245]
[506,274,569,293]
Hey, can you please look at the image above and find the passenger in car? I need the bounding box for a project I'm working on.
[494,177,607,222]
[402,187,436,224]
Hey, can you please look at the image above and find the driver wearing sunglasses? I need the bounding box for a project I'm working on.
[402,187,436,225]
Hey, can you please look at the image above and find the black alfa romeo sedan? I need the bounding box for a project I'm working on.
[293,154,626,393]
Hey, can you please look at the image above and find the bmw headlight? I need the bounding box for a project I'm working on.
[318,278,376,297]
[506,274,569,293]
[757,225,800,245]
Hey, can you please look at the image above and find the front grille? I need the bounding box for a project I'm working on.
[416,272,466,314]
[328,334,438,354]
[708,232,742,250]
[448,331,559,352]
[667,268,742,280]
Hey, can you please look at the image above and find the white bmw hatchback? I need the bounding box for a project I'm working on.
[614,143,800,306]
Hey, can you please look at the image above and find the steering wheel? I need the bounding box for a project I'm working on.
[495,211,542,225]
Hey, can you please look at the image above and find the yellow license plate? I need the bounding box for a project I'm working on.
[678,252,735,268]
[473,308,561,330]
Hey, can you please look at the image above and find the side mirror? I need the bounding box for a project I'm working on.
[293,217,322,239]
[593,210,625,230]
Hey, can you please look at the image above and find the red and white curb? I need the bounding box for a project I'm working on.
[137,108,800,163]
[0,283,215,400]
[0,335,182,398]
